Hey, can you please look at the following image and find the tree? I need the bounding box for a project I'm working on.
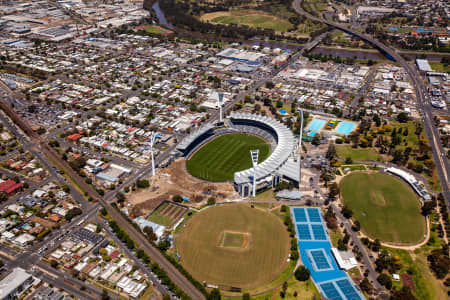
[50,260,58,268]
[360,277,372,294]
[136,179,149,188]
[326,143,337,159]
[312,134,321,146]
[328,182,340,201]
[144,226,157,242]
[172,194,183,203]
[209,288,221,300]
[377,273,392,289]
[117,193,126,203]
[341,206,353,219]
[390,287,418,300]
[280,281,288,298]
[294,266,310,281]
[66,207,82,222]
[397,112,409,123]
[207,197,216,206]
[0,192,7,202]
[421,201,435,216]
[242,293,250,300]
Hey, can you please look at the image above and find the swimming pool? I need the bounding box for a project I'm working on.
[335,122,356,135]
[307,118,326,132]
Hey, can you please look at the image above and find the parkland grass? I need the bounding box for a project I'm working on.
[201,10,293,32]
[176,204,289,289]
[340,172,426,245]
[336,145,382,161]
[186,133,270,182]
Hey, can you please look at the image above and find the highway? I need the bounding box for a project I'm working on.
[293,0,450,210]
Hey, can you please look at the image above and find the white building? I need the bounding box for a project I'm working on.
[0,268,34,299]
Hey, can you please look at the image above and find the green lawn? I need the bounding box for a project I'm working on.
[211,14,292,31]
[336,145,382,161]
[429,61,450,73]
[340,172,426,245]
[186,134,270,182]
[177,204,289,289]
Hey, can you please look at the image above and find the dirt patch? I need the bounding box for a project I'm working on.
[370,190,387,206]
[128,159,238,216]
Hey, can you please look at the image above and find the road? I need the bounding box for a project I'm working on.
[0,95,205,299]
[292,0,450,211]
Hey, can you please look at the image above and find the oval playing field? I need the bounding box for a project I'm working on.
[340,172,426,245]
[186,133,270,182]
[176,204,290,289]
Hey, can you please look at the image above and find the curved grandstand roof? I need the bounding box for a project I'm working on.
[176,123,214,152]
[230,112,295,184]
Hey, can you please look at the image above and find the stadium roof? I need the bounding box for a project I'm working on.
[176,123,214,152]
[231,112,295,184]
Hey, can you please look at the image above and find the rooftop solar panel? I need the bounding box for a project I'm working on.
[297,224,311,240]
[336,279,362,300]
[311,224,327,240]
[294,208,307,222]
[307,207,322,222]
[320,282,344,300]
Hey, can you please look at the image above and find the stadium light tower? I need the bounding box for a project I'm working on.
[250,149,259,197]
[150,131,156,177]
[298,108,303,188]
[218,92,224,123]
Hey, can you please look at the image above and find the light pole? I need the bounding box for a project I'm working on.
[150,131,156,177]
[250,149,259,198]
[218,92,224,124]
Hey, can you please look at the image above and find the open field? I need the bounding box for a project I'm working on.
[136,25,173,35]
[336,145,382,161]
[340,172,426,244]
[147,202,187,227]
[429,61,450,73]
[186,133,270,182]
[176,204,289,289]
[200,10,293,32]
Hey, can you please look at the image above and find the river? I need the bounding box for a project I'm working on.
[152,1,173,30]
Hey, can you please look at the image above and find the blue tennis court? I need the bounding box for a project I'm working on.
[307,118,326,132]
[336,279,362,300]
[311,224,327,240]
[308,249,333,271]
[320,282,344,300]
[294,207,307,222]
[297,224,312,240]
[307,207,322,223]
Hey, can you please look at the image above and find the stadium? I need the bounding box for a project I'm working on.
[176,112,298,197]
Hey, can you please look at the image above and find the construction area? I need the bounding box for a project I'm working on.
[127,159,239,216]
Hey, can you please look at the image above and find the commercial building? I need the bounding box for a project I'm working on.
[416,59,433,73]
[0,268,33,300]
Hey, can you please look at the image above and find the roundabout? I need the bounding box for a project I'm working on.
[175,204,290,289]
[340,171,426,245]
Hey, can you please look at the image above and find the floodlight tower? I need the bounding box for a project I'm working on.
[250,149,259,198]
[150,132,156,177]
[298,108,304,188]
[218,92,224,123]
